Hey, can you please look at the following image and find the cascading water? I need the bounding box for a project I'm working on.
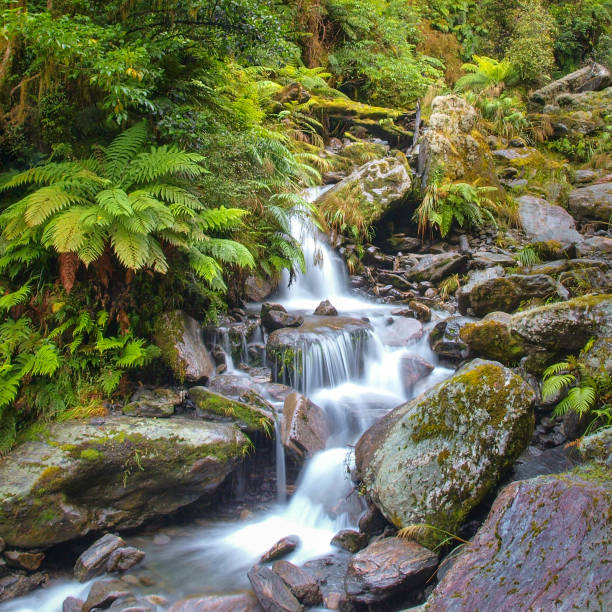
[5,187,453,612]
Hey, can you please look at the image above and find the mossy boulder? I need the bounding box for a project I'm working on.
[418,95,500,191]
[530,64,611,106]
[189,387,273,434]
[460,313,527,364]
[154,310,215,383]
[0,417,249,548]
[355,360,535,549]
[423,469,612,611]
[317,155,412,228]
[122,387,182,418]
[511,294,612,352]
[577,430,612,467]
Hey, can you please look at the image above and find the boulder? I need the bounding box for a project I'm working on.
[424,470,612,611]
[577,429,612,467]
[105,546,146,574]
[345,538,438,605]
[380,317,423,347]
[404,253,468,283]
[3,550,44,571]
[263,311,304,333]
[408,300,431,322]
[122,387,181,418]
[517,195,583,244]
[302,551,352,611]
[356,360,535,548]
[260,535,300,563]
[330,529,368,555]
[576,235,612,256]
[74,533,126,581]
[247,564,303,612]
[272,561,322,606]
[63,596,85,612]
[418,95,500,189]
[189,387,273,433]
[313,300,338,316]
[358,505,388,537]
[458,273,568,317]
[245,275,277,303]
[154,311,215,383]
[0,417,249,548]
[281,393,329,462]
[0,572,47,603]
[530,63,612,106]
[169,593,263,612]
[428,317,470,363]
[470,251,517,269]
[568,183,612,222]
[317,155,412,227]
[399,353,435,394]
[83,579,131,612]
[459,313,526,363]
[511,294,612,352]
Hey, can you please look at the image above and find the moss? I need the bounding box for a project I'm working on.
[154,310,188,382]
[80,448,103,461]
[460,319,526,364]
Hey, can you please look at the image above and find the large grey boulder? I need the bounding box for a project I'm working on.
[356,360,535,549]
[568,182,612,222]
[517,195,583,243]
[317,155,412,226]
[0,417,248,548]
[424,469,612,611]
[154,310,215,383]
[404,252,468,283]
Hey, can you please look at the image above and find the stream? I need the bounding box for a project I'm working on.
[5,188,453,611]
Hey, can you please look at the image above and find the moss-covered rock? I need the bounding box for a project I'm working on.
[418,95,501,192]
[189,387,273,434]
[0,417,249,548]
[355,359,535,549]
[460,313,527,363]
[154,310,215,383]
[317,155,412,228]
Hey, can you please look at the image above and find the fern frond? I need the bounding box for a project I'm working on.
[103,121,148,183]
[0,282,32,311]
[128,147,206,184]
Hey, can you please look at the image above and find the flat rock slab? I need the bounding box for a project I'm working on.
[517,195,583,244]
[272,561,322,606]
[0,417,248,548]
[345,538,438,604]
[424,470,612,611]
[248,564,303,612]
[74,533,126,581]
[169,593,263,612]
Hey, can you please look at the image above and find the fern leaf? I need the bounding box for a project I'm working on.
[22,186,85,227]
[103,122,148,184]
[0,282,31,311]
[110,225,150,269]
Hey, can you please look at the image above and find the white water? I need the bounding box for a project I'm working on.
[4,188,453,611]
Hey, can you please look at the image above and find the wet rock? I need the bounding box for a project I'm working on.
[272,561,322,606]
[458,273,568,317]
[108,596,154,611]
[358,505,387,537]
[345,538,438,605]
[577,429,612,467]
[408,300,431,322]
[245,275,277,303]
[208,375,256,399]
[262,307,304,332]
[384,234,421,254]
[530,62,612,106]
[376,271,413,291]
[106,547,146,574]
[317,156,412,227]
[314,300,338,316]
[189,387,273,433]
[424,470,612,611]
[418,96,500,189]
[0,572,47,603]
[511,294,612,353]
[331,529,368,553]
[74,534,126,581]
[260,535,300,563]
[83,579,131,612]
[122,387,181,418]
[380,317,423,347]
[517,195,583,244]
[399,353,434,394]
[404,253,468,283]
[568,182,612,222]
[63,596,85,612]
[248,564,303,612]
[356,360,535,549]
[510,445,578,481]
[154,310,215,383]
[4,550,44,571]
[169,593,263,612]
[0,418,249,548]
[281,393,329,462]
[302,551,352,611]
[428,317,470,363]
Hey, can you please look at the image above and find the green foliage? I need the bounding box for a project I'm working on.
[542,342,612,434]
[505,0,557,86]
[414,168,498,238]
[455,56,517,92]
[516,246,542,268]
